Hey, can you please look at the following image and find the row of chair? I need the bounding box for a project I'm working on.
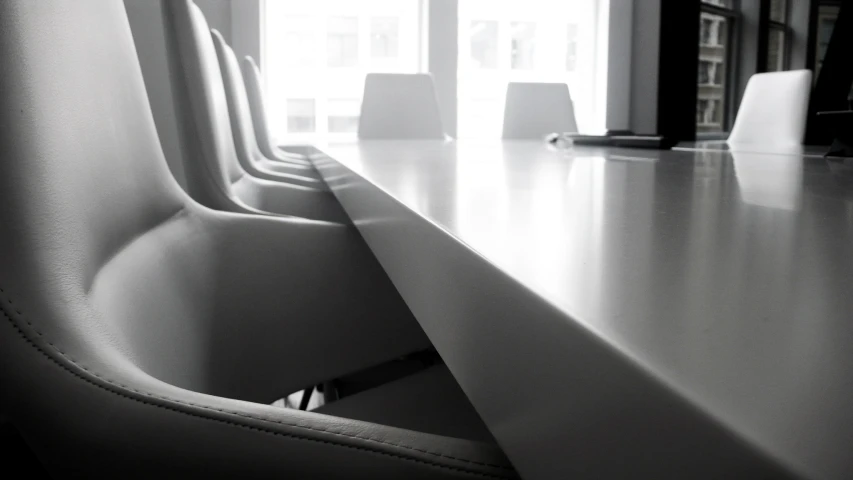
[357,75,580,140]
[357,69,814,148]
[0,0,519,478]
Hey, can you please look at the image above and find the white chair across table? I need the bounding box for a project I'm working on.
[727,70,813,149]
[358,73,447,140]
[502,82,578,139]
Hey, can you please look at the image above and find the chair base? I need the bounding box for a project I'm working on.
[315,364,496,443]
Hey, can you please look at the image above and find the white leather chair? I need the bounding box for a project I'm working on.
[241,56,311,164]
[0,1,518,478]
[358,73,447,139]
[162,0,346,222]
[727,70,813,148]
[210,29,323,183]
[502,82,579,139]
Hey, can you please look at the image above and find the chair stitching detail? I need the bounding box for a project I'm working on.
[0,292,516,477]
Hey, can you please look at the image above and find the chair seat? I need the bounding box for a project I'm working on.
[315,364,496,444]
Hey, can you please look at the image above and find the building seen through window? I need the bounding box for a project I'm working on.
[458,0,605,138]
[266,0,606,140]
[470,21,499,69]
[282,16,314,67]
[696,0,734,134]
[370,17,399,59]
[327,16,359,68]
[286,99,316,133]
[510,22,536,70]
[765,0,789,72]
[265,0,421,141]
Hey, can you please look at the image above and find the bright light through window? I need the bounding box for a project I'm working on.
[265,0,607,141]
[458,0,605,138]
[264,0,422,141]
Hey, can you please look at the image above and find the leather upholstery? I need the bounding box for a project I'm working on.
[162,0,346,223]
[209,29,324,183]
[241,55,310,164]
[0,1,517,478]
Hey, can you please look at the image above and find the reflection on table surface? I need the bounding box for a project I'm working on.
[320,139,853,479]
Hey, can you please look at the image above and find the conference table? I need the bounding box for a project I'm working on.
[311,140,853,480]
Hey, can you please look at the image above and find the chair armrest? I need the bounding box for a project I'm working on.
[1,310,517,478]
[231,176,350,224]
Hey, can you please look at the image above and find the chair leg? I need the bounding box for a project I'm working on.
[298,386,314,410]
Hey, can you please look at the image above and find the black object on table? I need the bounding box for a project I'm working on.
[550,131,677,150]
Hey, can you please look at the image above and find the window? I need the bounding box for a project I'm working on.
[769,0,787,23]
[697,99,709,124]
[266,0,608,141]
[766,28,786,72]
[328,16,359,68]
[696,1,736,134]
[700,18,716,46]
[458,0,606,138]
[696,98,722,127]
[566,24,578,71]
[328,99,360,133]
[371,17,398,59]
[470,21,499,69]
[282,16,315,67]
[265,0,422,140]
[286,99,316,133]
[765,0,788,72]
[510,22,536,70]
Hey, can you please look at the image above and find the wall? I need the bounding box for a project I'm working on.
[125,0,234,189]
[428,0,459,137]
[125,0,185,186]
[230,0,263,68]
[607,0,633,132]
[196,0,232,41]
[630,0,661,134]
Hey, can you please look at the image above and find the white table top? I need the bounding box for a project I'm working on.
[316,140,853,480]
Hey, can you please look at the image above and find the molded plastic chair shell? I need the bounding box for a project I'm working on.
[502,82,578,139]
[727,70,813,148]
[358,73,447,140]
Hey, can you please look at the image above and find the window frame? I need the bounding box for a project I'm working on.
[763,0,791,72]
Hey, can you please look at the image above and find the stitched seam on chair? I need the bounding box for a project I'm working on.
[0,289,515,476]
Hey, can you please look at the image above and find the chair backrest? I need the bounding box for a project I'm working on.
[0,0,186,305]
[358,73,446,139]
[161,0,246,211]
[210,29,268,172]
[241,56,282,159]
[727,70,813,147]
[501,82,578,139]
[0,0,212,407]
